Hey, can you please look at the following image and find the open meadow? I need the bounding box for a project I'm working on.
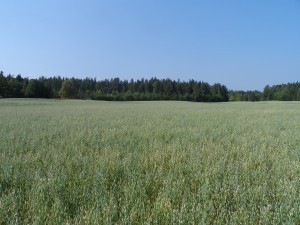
[1,99,300,224]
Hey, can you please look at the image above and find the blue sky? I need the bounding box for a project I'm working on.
[1,0,299,90]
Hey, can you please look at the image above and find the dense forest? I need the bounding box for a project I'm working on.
[0,71,299,101]
[228,83,300,101]
[0,72,228,102]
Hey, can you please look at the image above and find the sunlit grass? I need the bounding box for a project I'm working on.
[1,99,300,224]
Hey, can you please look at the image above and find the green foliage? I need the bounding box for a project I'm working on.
[24,80,39,97]
[229,90,263,101]
[2,71,300,102]
[1,100,300,224]
[230,82,300,101]
[0,72,229,102]
[264,83,300,101]
[59,80,78,99]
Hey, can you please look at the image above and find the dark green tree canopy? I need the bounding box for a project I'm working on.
[5,71,300,102]
[0,72,231,102]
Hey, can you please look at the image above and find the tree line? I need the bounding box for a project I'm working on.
[1,71,299,101]
[228,82,300,101]
[0,72,229,102]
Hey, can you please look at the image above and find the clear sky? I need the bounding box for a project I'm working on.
[1,0,299,90]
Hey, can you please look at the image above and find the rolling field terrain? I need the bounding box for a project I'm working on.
[1,99,300,224]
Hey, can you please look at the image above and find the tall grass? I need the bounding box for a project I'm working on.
[1,99,300,224]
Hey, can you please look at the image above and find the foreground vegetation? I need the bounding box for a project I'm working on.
[1,99,300,224]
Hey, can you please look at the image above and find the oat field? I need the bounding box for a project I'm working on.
[1,99,300,224]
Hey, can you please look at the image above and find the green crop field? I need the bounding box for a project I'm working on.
[1,99,300,224]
